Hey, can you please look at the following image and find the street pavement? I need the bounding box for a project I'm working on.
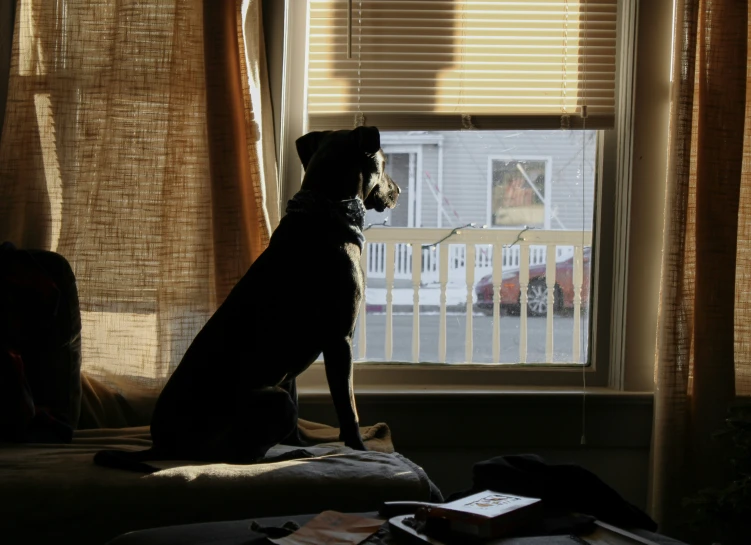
[352,313,590,364]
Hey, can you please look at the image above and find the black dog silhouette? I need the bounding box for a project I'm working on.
[95,127,400,471]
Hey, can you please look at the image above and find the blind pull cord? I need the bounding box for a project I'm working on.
[353,0,363,127]
[580,0,589,448]
[346,0,353,59]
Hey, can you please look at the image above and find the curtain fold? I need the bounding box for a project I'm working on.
[651,0,750,537]
[0,0,277,389]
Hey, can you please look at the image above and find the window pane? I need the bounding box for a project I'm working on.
[352,130,597,365]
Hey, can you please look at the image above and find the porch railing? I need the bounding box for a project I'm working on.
[366,242,575,284]
[358,227,592,364]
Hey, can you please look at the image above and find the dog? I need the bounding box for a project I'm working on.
[94,126,400,471]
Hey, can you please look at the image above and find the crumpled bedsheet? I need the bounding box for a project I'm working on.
[0,426,437,545]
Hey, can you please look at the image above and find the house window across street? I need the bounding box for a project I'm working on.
[490,159,550,230]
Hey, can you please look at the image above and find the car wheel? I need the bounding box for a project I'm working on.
[525,280,564,316]
[526,278,548,316]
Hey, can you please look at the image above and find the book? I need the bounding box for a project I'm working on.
[384,490,543,541]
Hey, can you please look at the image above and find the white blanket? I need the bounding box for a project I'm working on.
[0,427,435,545]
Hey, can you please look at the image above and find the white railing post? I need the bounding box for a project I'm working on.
[438,246,449,363]
[545,244,556,362]
[492,242,503,363]
[465,244,476,363]
[358,244,368,360]
[385,242,395,361]
[519,244,530,363]
[411,244,421,362]
[573,245,584,363]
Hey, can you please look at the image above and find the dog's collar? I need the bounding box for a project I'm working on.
[285,190,366,250]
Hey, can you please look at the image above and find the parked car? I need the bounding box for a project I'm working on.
[475,247,591,316]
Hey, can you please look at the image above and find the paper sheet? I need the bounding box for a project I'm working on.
[269,511,384,545]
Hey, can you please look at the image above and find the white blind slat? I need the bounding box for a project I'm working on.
[307,0,617,130]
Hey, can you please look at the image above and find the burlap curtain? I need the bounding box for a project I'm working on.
[0,0,278,390]
[651,0,750,537]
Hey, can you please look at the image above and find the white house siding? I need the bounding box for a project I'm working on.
[419,144,440,227]
[427,130,596,230]
[369,130,596,231]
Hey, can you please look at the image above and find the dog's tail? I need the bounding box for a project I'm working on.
[93,448,166,474]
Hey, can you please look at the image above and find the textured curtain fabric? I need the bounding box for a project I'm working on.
[651,0,750,535]
[0,0,278,390]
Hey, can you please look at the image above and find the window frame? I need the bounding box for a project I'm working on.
[380,146,422,228]
[279,0,640,391]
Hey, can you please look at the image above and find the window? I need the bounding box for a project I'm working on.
[489,158,551,230]
[281,0,625,385]
[354,129,595,365]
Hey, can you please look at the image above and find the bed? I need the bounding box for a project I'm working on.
[0,425,440,545]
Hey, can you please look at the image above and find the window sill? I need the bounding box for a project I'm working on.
[298,383,652,401]
[297,360,620,391]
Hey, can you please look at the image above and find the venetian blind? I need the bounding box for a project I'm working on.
[307,0,617,130]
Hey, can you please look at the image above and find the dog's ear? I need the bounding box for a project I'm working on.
[296,131,327,170]
[351,126,380,154]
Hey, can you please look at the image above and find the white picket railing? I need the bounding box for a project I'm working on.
[358,227,591,364]
[366,242,573,284]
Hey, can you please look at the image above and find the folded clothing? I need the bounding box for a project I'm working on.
[449,454,658,533]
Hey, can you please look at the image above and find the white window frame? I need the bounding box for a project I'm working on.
[380,145,422,228]
[486,156,554,231]
[279,0,646,392]
[381,133,444,228]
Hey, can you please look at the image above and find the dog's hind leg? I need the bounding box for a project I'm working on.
[147,387,299,464]
[278,378,309,447]
[225,386,300,461]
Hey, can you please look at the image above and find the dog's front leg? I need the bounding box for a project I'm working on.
[323,339,366,451]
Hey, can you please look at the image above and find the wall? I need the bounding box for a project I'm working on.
[623,0,672,392]
[301,392,653,509]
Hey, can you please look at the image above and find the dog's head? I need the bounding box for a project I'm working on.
[296,127,400,212]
